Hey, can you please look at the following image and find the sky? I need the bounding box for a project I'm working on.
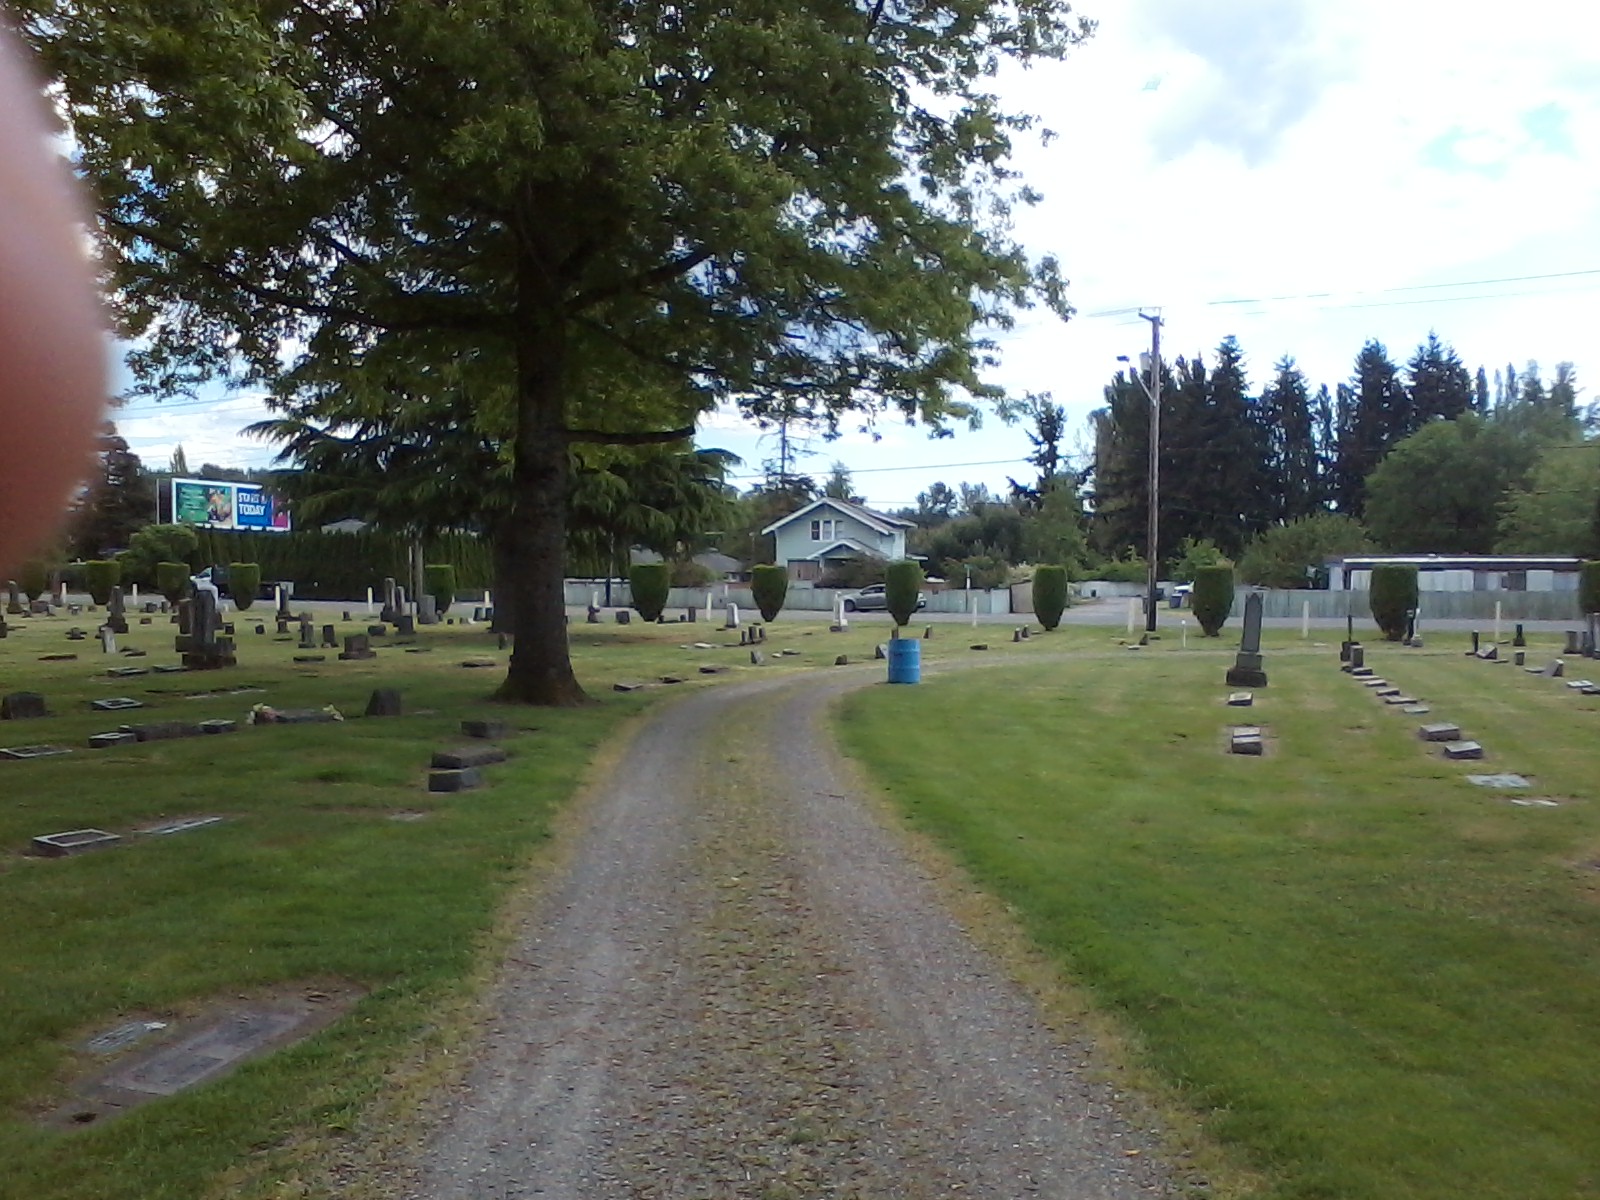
[111,0,1600,513]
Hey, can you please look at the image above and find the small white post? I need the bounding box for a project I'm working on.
[1127,597,1138,636]
[834,594,849,630]
[366,586,374,615]
[1494,600,1503,645]
[591,589,599,609]
[273,584,283,611]
[57,581,67,606]
[705,590,714,619]
[485,589,493,611]
[130,583,139,602]
[1301,599,1311,639]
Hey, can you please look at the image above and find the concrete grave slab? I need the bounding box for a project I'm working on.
[460,719,510,740]
[198,719,237,734]
[1466,774,1530,789]
[1442,740,1485,760]
[1226,692,1253,706]
[1418,722,1462,742]
[612,681,645,692]
[2,744,72,760]
[1375,687,1401,697]
[141,816,225,836]
[430,745,508,770]
[83,1020,168,1056]
[1383,695,1419,705]
[1401,705,1431,715]
[88,731,138,749]
[460,658,498,669]
[428,767,483,792]
[126,721,204,742]
[90,697,143,712]
[1510,797,1561,807]
[33,829,120,856]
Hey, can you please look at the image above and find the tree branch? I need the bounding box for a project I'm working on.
[565,425,694,446]
[566,246,714,314]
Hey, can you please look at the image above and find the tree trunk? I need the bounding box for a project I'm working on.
[493,316,588,706]
[489,527,517,635]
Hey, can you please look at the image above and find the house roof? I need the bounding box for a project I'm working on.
[759,497,915,537]
[805,538,880,561]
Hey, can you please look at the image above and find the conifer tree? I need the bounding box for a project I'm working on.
[1405,331,1474,427]
[1258,356,1319,524]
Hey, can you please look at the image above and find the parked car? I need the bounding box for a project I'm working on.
[842,583,927,613]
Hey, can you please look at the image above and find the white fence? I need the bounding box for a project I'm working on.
[1246,588,1581,622]
[563,580,1016,615]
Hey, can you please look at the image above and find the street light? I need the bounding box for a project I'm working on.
[1118,311,1163,634]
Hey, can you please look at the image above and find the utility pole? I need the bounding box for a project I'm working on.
[1139,311,1162,634]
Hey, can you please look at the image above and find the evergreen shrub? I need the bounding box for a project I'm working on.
[1582,561,1600,615]
[1033,565,1068,630]
[1192,565,1235,636]
[1369,564,1418,641]
[17,559,50,601]
[424,564,457,614]
[156,561,190,604]
[629,563,670,622]
[85,559,121,605]
[229,563,261,609]
[751,564,788,621]
[885,559,923,629]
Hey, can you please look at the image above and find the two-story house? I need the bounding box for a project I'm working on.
[761,498,916,581]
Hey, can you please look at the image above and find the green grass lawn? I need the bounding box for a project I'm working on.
[838,631,1600,1200]
[0,602,1069,1199]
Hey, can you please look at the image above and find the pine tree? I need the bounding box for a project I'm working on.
[1474,366,1491,415]
[1312,383,1336,508]
[66,423,154,557]
[1257,356,1319,524]
[1405,331,1474,427]
[1334,340,1403,518]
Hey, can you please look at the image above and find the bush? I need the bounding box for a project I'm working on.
[818,556,885,589]
[1090,553,1149,584]
[17,559,51,601]
[1192,565,1235,636]
[156,561,190,604]
[885,558,923,629]
[1237,514,1371,589]
[424,564,457,614]
[1369,564,1418,641]
[1033,565,1068,630]
[1582,562,1600,615]
[120,523,200,586]
[670,559,717,588]
[1171,537,1227,584]
[229,563,261,610]
[750,564,788,622]
[953,554,1009,590]
[628,562,670,622]
[85,559,121,605]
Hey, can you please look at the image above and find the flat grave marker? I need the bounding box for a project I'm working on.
[1418,722,1462,742]
[2,744,71,760]
[84,1020,167,1056]
[32,828,119,856]
[1226,692,1253,707]
[141,815,225,836]
[1466,774,1530,789]
[90,697,144,712]
[1442,740,1485,760]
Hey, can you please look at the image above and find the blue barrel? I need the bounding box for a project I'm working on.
[886,636,921,684]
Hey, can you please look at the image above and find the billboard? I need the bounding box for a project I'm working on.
[172,478,291,532]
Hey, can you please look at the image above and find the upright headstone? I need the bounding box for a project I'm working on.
[380,577,398,624]
[298,618,316,649]
[107,586,129,634]
[726,603,740,629]
[1225,593,1268,688]
[832,594,848,633]
[98,626,117,655]
[1469,631,1480,656]
[1564,629,1582,656]
[276,585,292,621]
[339,633,376,661]
[586,605,601,623]
[183,588,236,669]
[418,594,439,625]
[394,613,416,636]
[5,580,21,615]
[321,624,338,648]
[365,688,403,717]
[1513,622,1526,648]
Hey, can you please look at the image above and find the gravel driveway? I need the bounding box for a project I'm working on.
[405,667,1176,1199]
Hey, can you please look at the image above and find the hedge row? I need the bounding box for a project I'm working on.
[184,530,494,600]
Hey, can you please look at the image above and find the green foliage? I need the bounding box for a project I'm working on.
[229,562,261,610]
[1237,514,1372,589]
[954,554,1010,590]
[121,523,200,586]
[164,530,492,600]
[1369,564,1418,641]
[1032,565,1068,630]
[1090,553,1150,584]
[913,505,1027,580]
[424,564,457,615]
[1364,415,1538,553]
[885,559,923,628]
[750,564,788,622]
[1170,537,1228,584]
[670,560,717,588]
[628,563,670,623]
[155,561,190,605]
[84,559,121,605]
[818,556,886,589]
[1191,565,1235,636]
[1496,442,1600,555]
[17,559,52,602]
[64,423,154,558]
[1581,562,1600,615]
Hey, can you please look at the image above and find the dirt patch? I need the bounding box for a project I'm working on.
[42,981,365,1129]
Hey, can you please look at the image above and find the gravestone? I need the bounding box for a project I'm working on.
[1478,645,1499,661]
[4,580,20,615]
[380,577,398,624]
[321,624,338,648]
[198,719,238,734]
[1383,694,1419,705]
[431,745,507,769]
[1418,722,1462,742]
[1347,645,1365,671]
[1513,623,1526,647]
[614,610,630,625]
[970,643,989,651]
[874,643,888,660]
[750,649,764,665]
[91,697,143,712]
[183,589,236,669]
[417,594,438,625]
[587,605,601,623]
[833,655,849,666]
[1375,686,1401,697]
[66,627,86,641]
[1,743,70,759]
[1228,727,1264,755]
[276,586,293,621]
[127,721,205,741]
[2,692,48,720]
[367,625,387,636]
[106,586,129,634]
[1565,629,1582,655]
[99,627,117,655]
[1543,659,1565,678]
[89,731,138,749]
[429,768,483,792]
[1466,773,1530,789]
[298,619,316,649]
[276,618,291,635]
[393,614,416,636]
[1226,692,1253,706]
[1468,631,1480,656]
[33,829,119,857]
[1401,704,1431,715]
[612,681,644,692]
[365,688,403,717]
[684,607,697,622]
[461,719,509,740]
[1442,740,1484,760]
[1225,593,1268,688]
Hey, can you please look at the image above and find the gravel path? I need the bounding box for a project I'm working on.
[405,667,1176,1199]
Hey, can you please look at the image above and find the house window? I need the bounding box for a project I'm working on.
[1502,571,1527,591]
[810,518,835,541]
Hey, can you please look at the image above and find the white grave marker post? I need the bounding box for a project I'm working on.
[484,589,493,612]
[705,590,714,619]
[1127,597,1138,636]
[1302,599,1311,639]
[1181,618,1188,649]
[57,581,67,606]
[1494,600,1503,646]
[366,586,375,615]
[834,594,849,631]
[273,584,284,612]
[130,584,139,602]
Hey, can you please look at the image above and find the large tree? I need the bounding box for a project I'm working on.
[20,0,1085,703]
[1405,331,1474,427]
[1257,355,1319,525]
[65,421,154,557]
[1332,340,1403,516]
